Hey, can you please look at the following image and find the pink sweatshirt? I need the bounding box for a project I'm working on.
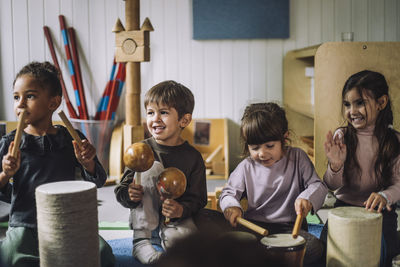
[324,125,400,206]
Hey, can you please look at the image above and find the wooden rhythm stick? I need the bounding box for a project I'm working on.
[11,110,27,157]
[68,27,89,120]
[43,26,78,119]
[292,214,303,238]
[237,217,268,236]
[58,110,82,146]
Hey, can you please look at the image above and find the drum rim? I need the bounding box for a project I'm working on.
[260,234,306,251]
[262,243,306,252]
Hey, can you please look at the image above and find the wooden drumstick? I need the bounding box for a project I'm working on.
[237,217,268,236]
[292,214,303,238]
[11,110,27,157]
[58,110,82,146]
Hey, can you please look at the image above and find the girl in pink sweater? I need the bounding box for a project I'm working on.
[323,70,400,266]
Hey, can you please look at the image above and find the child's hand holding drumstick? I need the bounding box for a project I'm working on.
[293,198,312,238]
[224,206,268,236]
[0,110,27,184]
[58,110,96,174]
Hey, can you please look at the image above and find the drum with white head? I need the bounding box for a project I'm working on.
[260,233,306,267]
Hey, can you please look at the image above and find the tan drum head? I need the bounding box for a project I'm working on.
[328,206,382,220]
[261,233,305,251]
[36,180,96,194]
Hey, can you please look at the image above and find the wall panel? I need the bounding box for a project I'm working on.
[0,0,399,125]
[352,0,368,41]
[28,0,45,62]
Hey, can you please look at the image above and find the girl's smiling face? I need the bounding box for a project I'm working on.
[248,140,284,167]
[343,88,383,130]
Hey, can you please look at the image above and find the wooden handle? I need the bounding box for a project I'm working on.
[292,214,303,238]
[237,217,268,236]
[58,110,82,146]
[165,217,170,224]
[135,172,141,185]
[11,110,27,157]
[205,145,223,163]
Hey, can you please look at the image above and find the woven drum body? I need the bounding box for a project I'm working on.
[327,206,382,267]
[36,181,100,267]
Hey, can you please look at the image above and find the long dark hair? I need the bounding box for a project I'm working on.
[341,70,399,189]
[240,102,289,158]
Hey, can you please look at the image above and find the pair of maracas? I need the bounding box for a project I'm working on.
[124,143,186,223]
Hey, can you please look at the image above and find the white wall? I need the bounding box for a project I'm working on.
[1,0,399,123]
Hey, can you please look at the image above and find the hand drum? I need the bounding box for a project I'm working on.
[123,142,155,184]
[157,167,186,200]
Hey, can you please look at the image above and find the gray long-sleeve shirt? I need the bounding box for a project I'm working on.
[220,147,327,223]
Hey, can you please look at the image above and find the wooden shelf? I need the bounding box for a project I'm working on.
[181,118,229,180]
[285,103,314,119]
[292,44,320,59]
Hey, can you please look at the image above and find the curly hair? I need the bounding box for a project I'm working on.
[13,61,62,97]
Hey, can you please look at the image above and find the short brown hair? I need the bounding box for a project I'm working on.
[144,80,194,119]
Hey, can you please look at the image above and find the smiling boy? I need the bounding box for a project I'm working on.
[115,80,207,264]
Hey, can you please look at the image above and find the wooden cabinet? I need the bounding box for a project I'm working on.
[181,118,230,179]
[284,42,400,177]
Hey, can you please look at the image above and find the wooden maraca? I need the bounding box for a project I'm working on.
[123,142,155,184]
[157,167,187,223]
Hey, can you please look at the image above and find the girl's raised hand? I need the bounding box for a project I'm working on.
[1,142,20,178]
[223,206,242,227]
[324,130,347,172]
[364,192,391,213]
[128,179,144,202]
[294,198,312,217]
[73,139,96,174]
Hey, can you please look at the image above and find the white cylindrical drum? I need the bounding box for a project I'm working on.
[36,181,100,267]
[327,206,382,267]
